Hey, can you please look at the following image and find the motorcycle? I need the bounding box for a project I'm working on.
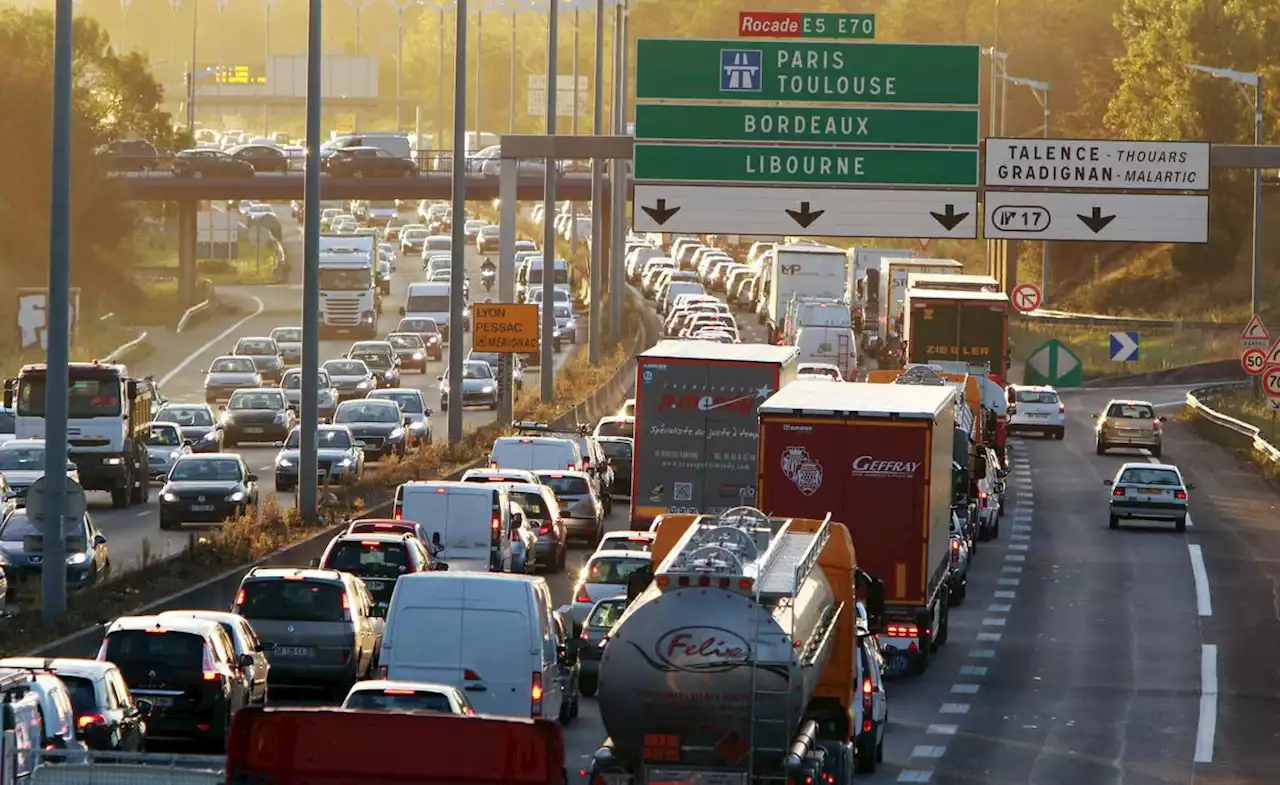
[481,267,496,292]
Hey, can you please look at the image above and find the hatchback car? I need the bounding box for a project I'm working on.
[1007,385,1066,439]
[596,436,633,497]
[153,403,224,453]
[341,680,474,714]
[0,507,109,590]
[948,513,971,604]
[439,361,499,411]
[144,422,190,482]
[597,531,655,553]
[346,343,402,389]
[1095,399,1165,457]
[385,332,430,373]
[269,327,303,366]
[1104,462,1192,531]
[155,610,271,707]
[797,362,844,382]
[232,337,286,384]
[202,356,262,405]
[322,359,377,402]
[280,368,339,421]
[395,318,444,360]
[0,657,148,752]
[97,615,250,752]
[577,597,627,697]
[534,470,603,544]
[497,482,566,573]
[314,531,440,612]
[563,550,654,624]
[231,567,384,698]
[274,425,365,492]
[331,399,407,461]
[366,388,433,446]
[221,388,295,446]
[158,454,259,530]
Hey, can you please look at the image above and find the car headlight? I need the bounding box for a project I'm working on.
[384,370,397,380]
[275,412,288,424]
[428,335,440,343]
[169,451,182,461]
[201,431,218,441]
[66,552,88,566]
[162,492,177,502]
[357,379,374,389]
[338,457,352,467]
[228,491,246,503]
[408,420,426,430]
[481,384,495,394]
[389,428,405,440]
[106,456,123,466]
[412,352,424,360]
[463,308,471,317]
[277,458,293,468]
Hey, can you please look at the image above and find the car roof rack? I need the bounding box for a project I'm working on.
[513,420,590,436]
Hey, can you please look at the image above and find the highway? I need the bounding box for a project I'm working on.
[87,206,574,578]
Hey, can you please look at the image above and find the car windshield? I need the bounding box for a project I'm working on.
[211,358,255,374]
[335,403,399,423]
[403,229,428,241]
[462,363,492,380]
[584,556,650,585]
[145,425,181,446]
[509,490,550,518]
[375,393,423,414]
[587,600,627,628]
[469,353,499,367]
[169,459,243,482]
[326,540,409,578]
[324,361,366,376]
[595,421,633,439]
[480,226,499,237]
[285,429,351,449]
[0,446,44,471]
[1117,468,1182,486]
[536,473,589,496]
[599,440,633,459]
[236,340,275,355]
[1017,390,1060,404]
[1107,403,1155,419]
[239,580,347,622]
[344,690,453,713]
[271,329,301,343]
[228,391,284,410]
[104,630,203,668]
[156,407,213,427]
[352,352,392,370]
[283,372,330,390]
[400,319,439,334]
[388,334,424,349]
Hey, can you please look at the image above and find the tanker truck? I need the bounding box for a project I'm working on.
[588,507,885,785]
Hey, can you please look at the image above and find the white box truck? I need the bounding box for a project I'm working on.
[765,243,847,343]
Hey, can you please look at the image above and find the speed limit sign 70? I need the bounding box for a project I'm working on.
[1265,365,1280,397]
[1243,348,1267,376]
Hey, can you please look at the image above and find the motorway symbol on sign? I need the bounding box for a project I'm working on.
[473,303,539,354]
[1109,331,1140,362]
[1264,366,1280,398]
[737,11,876,39]
[633,143,979,187]
[635,39,981,106]
[983,191,1208,243]
[629,183,979,238]
[1010,283,1042,313]
[1241,313,1270,348]
[633,104,980,147]
[983,138,1211,191]
[1024,339,1083,388]
[1242,348,1267,376]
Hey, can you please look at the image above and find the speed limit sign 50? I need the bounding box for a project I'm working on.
[1243,348,1267,376]
[1265,365,1280,397]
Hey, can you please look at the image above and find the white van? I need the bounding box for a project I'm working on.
[393,481,514,572]
[489,435,583,472]
[794,325,857,382]
[402,281,454,339]
[379,572,569,722]
[520,258,571,303]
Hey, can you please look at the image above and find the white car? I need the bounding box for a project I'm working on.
[341,680,474,715]
[143,422,190,482]
[797,363,844,382]
[1006,384,1066,439]
[596,530,655,553]
[563,549,653,624]
[854,603,888,773]
[0,439,81,499]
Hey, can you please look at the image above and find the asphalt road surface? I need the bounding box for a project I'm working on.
[88,211,573,578]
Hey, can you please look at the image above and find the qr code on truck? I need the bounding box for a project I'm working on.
[673,482,692,502]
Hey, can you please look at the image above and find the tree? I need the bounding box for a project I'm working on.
[0,8,182,319]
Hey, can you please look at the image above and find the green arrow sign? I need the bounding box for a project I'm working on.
[634,104,979,147]
[633,143,979,187]
[635,38,980,106]
[1023,339,1083,387]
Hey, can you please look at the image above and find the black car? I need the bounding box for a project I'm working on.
[98,615,251,752]
[385,332,429,373]
[0,508,111,591]
[221,388,295,446]
[348,348,401,389]
[153,403,224,453]
[96,139,160,173]
[323,147,417,178]
[314,531,439,612]
[331,399,407,461]
[158,454,259,530]
[596,436,633,497]
[0,658,149,751]
[172,148,255,178]
[226,143,288,173]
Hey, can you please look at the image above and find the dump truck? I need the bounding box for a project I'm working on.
[756,381,956,677]
[630,340,799,527]
[589,507,885,785]
[904,288,1011,383]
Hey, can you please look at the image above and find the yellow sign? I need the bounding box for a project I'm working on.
[474,303,539,353]
[335,113,356,134]
[213,65,267,85]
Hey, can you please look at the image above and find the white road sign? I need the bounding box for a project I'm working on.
[1264,366,1280,398]
[631,183,979,238]
[1241,313,1270,348]
[983,191,1208,243]
[1268,397,1280,411]
[984,138,1210,191]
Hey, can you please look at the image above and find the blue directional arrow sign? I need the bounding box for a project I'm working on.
[1110,331,1140,362]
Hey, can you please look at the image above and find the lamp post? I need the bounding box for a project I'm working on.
[1186,63,1264,326]
[262,0,277,135]
[447,0,470,444]
[299,0,325,523]
[1004,74,1051,302]
[388,0,415,131]
[539,0,559,403]
[981,47,1007,138]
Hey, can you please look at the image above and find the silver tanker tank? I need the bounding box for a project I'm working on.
[595,508,849,774]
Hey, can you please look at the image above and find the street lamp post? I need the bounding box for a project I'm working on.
[447,0,470,444]
[389,0,414,132]
[981,47,1007,138]
[1004,74,1051,301]
[1186,63,1264,325]
[262,0,277,135]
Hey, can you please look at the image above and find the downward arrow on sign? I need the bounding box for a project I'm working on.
[640,199,681,226]
[1077,207,1116,234]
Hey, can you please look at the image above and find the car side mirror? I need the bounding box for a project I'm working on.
[424,408,434,416]
[238,653,254,668]
[1159,416,1168,422]
[309,558,321,568]
[996,468,1009,478]
[355,440,366,448]
[183,439,195,447]
[93,533,107,546]
[398,306,406,316]
[1102,479,1113,486]
[436,375,444,381]
[214,423,225,430]
[247,473,258,482]
[134,699,153,717]
[434,561,449,571]
[1091,413,1100,419]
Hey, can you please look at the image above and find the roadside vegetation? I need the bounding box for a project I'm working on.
[1182,389,1280,485]
[1008,321,1239,381]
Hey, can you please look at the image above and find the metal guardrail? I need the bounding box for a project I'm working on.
[102,151,601,178]
[1024,308,1239,331]
[0,736,223,785]
[1185,381,1280,464]
[175,299,211,333]
[101,331,148,363]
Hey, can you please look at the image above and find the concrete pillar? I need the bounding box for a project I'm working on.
[177,199,198,307]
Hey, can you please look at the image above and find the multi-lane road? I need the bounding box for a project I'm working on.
[85,209,572,577]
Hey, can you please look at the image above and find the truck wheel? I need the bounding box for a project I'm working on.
[580,674,597,697]
[111,472,130,509]
[933,591,950,648]
[855,734,877,774]
[130,465,147,504]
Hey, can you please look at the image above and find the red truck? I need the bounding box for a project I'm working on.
[225,707,568,784]
[757,380,956,677]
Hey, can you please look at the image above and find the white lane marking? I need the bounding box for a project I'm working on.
[987,604,1012,612]
[993,590,1017,599]
[911,745,947,759]
[976,632,1002,642]
[927,724,958,735]
[939,703,970,714]
[1008,543,1029,551]
[1012,524,1032,532]
[997,578,1021,586]
[968,648,996,658]
[1195,644,1218,763]
[1004,554,1026,562]
[981,618,1007,627]
[897,771,933,783]
[134,511,148,518]
[951,684,980,694]
[1000,565,1022,573]
[959,665,988,677]
[1011,533,1031,541]
[158,296,267,387]
[1188,544,1213,617]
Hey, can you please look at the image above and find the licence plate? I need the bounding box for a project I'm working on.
[244,427,264,434]
[1029,413,1048,419]
[191,504,215,512]
[884,655,910,677]
[366,580,387,591]
[147,696,174,707]
[1140,488,1164,495]
[274,647,313,657]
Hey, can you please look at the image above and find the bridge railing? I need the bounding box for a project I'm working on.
[100,151,605,178]
[1185,381,1280,466]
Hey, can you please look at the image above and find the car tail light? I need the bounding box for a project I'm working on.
[1152,419,1162,430]
[885,623,919,638]
[1175,489,1187,500]
[491,515,502,546]
[201,644,221,682]
[510,526,522,542]
[234,588,246,608]
[1113,487,1125,497]
[951,539,960,563]
[464,669,481,681]
[77,714,106,729]
[979,491,988,508]
[490,461,500,469]
[861,677,873,732]
[538,519,553,536]
[392,502,403,519]
[530,672,543,717]
[342,593,351,611]
[580,628,590,641]
[575,586,591,604]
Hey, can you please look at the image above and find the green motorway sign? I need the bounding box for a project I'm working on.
[1023,339,1083,387]
[634,104,979,146]
[635,38,980,106]
[633,143,979,187]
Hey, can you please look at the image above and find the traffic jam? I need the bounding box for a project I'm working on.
[0,235,1198,785]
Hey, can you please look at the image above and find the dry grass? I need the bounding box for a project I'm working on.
[1008,321,1239,380]
[1183,395,1280,486]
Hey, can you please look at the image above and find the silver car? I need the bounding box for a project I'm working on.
[1104,462,1192,532]
[204,355,262,404]
[280,368,338,420]
[467,350,523,393]
[322,359,377,402]
[144,422,190,482]
[233,337,285,384]
[0,439,81,501]
[270,327,303,366]
[438,361,498,411]
[366,388,433,446]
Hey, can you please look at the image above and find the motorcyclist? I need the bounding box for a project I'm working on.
[480,258,496,290]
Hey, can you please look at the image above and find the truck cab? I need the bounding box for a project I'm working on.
[318,235,378,337]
